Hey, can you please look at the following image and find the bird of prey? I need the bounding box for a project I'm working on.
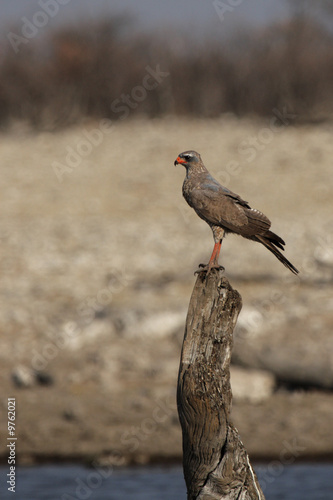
[174,150,299,275]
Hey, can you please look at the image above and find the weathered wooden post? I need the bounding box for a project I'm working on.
[177,269,265,500]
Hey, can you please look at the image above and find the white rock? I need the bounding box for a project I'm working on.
[236,306,266,339]
[314,246,333,267]
[230,366,275,403]
[66,319,115,351]
[124,310,186,339]
[12,365,35,388]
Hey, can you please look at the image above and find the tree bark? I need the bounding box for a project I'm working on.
[177,269,265,500]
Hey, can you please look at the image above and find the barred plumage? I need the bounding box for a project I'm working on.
[174,150,299,275]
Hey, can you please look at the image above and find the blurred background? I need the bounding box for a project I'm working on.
[0,1,333,498]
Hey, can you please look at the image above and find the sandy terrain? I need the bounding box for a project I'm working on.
[0,116,332,465]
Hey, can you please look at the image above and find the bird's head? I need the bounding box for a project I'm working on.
[174,150,202,169]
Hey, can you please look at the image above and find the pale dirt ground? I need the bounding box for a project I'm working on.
[0,116,333,465]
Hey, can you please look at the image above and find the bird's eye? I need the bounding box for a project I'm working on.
[184,155,192,161]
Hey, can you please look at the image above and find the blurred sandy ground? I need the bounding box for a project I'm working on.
[0,116,333,464]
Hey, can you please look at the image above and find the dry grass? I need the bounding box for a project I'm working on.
[0,116,332,326]
[0,117,333,463]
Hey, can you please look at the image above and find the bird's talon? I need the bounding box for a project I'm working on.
[194,269,205,275]
[194,263,208,275]
[194,264,225,276]
[175,149,298,277]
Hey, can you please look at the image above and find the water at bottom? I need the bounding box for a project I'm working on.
[1,463,333,499]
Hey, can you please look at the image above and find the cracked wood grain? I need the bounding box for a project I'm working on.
[177,269,265,500]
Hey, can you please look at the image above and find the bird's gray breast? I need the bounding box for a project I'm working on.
[182,178,195,208]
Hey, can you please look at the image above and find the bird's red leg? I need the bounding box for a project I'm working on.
[208,239,222,272]
[208,241,220,265]
[195,239,224,275]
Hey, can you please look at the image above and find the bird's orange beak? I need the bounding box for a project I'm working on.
[174,156,186,166]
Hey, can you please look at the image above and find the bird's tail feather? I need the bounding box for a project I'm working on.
[264,230,285,250]
[256,234,299,275]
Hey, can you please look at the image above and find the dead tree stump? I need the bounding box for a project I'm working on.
[177,269,265,500]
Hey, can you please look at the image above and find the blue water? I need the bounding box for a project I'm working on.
[1,463,333,499]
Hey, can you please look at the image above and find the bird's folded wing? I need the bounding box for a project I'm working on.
[191,188,271,235]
